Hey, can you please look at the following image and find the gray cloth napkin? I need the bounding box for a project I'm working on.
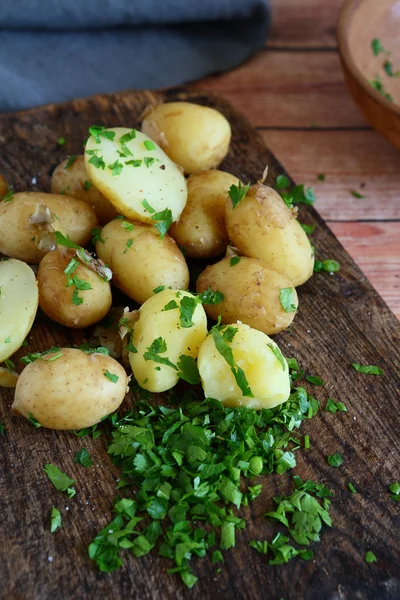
[0,0,270,113]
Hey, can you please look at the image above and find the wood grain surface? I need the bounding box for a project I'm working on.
[0,88,399,600]
[195,0,400,319]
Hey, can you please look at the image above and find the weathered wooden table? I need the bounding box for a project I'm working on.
[196,0,400,319]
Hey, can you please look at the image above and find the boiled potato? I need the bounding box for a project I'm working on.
[225,184,314,287]
[0,259,38,363]
[169,170,238,259]
[96,219,189,304]
[12,348,128,430]
[51,155,118,224]
[198,323,290,409]
[141,102,231,174]
[129,289,207,393]
[196,257,298,335]
[37,249,112,328]
[85,127,187,223]
[0,367,19,388]
[0,192,97,263]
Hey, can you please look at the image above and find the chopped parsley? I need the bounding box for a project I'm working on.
[88,154,106,170]
[108,160,124,176]
[229,256,241,267]
[57,137,66,146]
[123,239,134,254]
[144,157,156,168]
[388,482,400,502]
[141,199,155,214]
[151,208,173,239]
[1,189,13,202]
[317,174,325,181]
[104,370,119,383]
[314,259,340,273]
[324,398,347,413]
[212,327,253,397]
[351,363,383,375]
[279,288,296,313]
[275,174,290,189]
[197,288,224,305]
[120,130,136,144]
[4,336,10,344]
[121,221,134,231]
[179,296,198,328]
[126,159,142,168]
[50,507,62,533]
[371,39,385,56]
[89,125,115,143]
[348,482,357,494]
[176,355,201,384]
[64,155,77,170]
[28,413,42,428]
[143,140,156,151]
[306,375,324,386]
[4,358,15,372]
[83,180,93,191]
[55,231,79,249]
[268,343,285,371]
[299,223,316,235]
[91,228,105,244]
[72,289,84,306]
[350,190,365,199]
[74,448,94,468]
[162,300,178,311]
[326,453,343,467]
[365,551,377,563]
[228,181,250,209]
[44,464,76,498]
[153,285,165,294]
[143,338,177,371]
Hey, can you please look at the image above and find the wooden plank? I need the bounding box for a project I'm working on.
[194,51,368,128]
[262,130,400,221]
[0,89,399,600]
[329,222,400,319]
[268,0,342,48]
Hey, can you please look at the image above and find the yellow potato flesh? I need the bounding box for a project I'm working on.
[85,127,187,223]
[141,102,231,174]
[0,259,38,363]
[198,323,290,409]
[129,289,207,393]
[12,348,128,430]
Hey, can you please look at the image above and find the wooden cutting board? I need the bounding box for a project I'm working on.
[0,89,399,600]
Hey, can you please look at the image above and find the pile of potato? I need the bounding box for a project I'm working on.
[0,101,314,431]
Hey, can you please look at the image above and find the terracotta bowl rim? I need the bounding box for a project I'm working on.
[337,0,400,117]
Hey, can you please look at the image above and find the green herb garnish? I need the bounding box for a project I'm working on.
[57,137,66,146]
[88,154,106,170]
[351,363,383,375]
[365,551,377,563]
[44,464,76,498]
[143,140,156,151]
[64,155,77,170]
[228,181,250,209]
[74,448,94,468]
[123,239,134,254]
[104,370,119,383]
[348,482,357,493]
[230,256,241,267]
[50,507,62,533]
[83,180,93,191]
[326,453,343,467]
[275,174,290,189]
[324,398,347,413]
[350,190,365,199]
[108,160,124,176]
[212,328,253,397]
[143,338,177,371]
[279,288,296,313]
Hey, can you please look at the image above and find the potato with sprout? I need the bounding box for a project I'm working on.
[169,170,238,259]
[198,323,290,409]
[0,259,38,365]
[225,183,314,287]
[141,102,231,174]
[129,289,207,393]
[51,155,118,224]
[85,126,187,224]
[12,348,128,430]
[37,247,112,328]
[0,192,97,263]
[196,256,298,335]
[96,219,189,304]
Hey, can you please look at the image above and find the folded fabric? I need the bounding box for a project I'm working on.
[0,0,270,113]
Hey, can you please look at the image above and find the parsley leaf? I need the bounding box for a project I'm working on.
[351,363,383,375]
[89,125,115,143]
[299,223,316,235]
[143,140,156,151]
[151,208,173,239]
[228,181,250,209]
[268,343,286,371]
[108,160,124,176]
[126,159,142,168]
[371,39,385,56]
[230,256,241,267]
[88,154,106,170]
[55,231,79,249]
[44,464,76,497]
[275,174,290,189]
[324,398,347,413]
[28,413,42,428]
[162,300,178,311]
[141,199,155,214]
[83,180,93,191]
[306,375,324,386]
[91,227,105,244]
[50,507,62,533]
[104,370,119,383]
[317,174,325,181]
[212,328,253,397]
[64,155,77,170]
[350,189,365,199]
[291,184,316,206]
[123,239,134,254]
[74,448,94,468]
[179,296,198,328]
[279,288,296,313]
[198,288,224,305]
[326,453,343,467]
[143,338,177,370]
[72,289,83,306]
[177,355,201,384]
[57,137,66,146]
[365,551,377,563]
[348,482,357,493]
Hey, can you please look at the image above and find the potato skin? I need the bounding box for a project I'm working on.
[196,256,298,334]
[37,249,112,328]
[12,348,128,430]
[96,219,189,304]
[0,175,8,197]
[129,289,207,393]
[0,192,98,263]
[51,156,118,224]
[225,184,314,287]
[169,170,238,259]
[141,102,231,174]
[198,323,290,410]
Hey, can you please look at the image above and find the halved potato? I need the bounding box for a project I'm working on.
[0,259,38,363]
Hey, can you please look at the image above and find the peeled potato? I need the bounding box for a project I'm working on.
[198,323,290,410]
[0,258,38,363]
[141,102,231,174]
[0,192,98,263]
[85,127,187,224]
[129,289,207,393]
[12,348,128,430]
[96,219,189,304]
[169,170,238,259]
[51,156,118,224]
[196,257,298,335]
[225,184,314,287]
[37,249,112,328]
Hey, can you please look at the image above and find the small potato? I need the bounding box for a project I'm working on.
[96,219,189,304]
[196,257,298,335]
[85,127,187,224]
[169,170,238,259]
[142,102,231,174]
[129,289,207,393]
[225,184,314,287]
[198,323,290,410]
[0,192,98,263]
[0,259,38,363]
[37,249,112,328]
[12,348,128,430]
[51,156,118,224]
